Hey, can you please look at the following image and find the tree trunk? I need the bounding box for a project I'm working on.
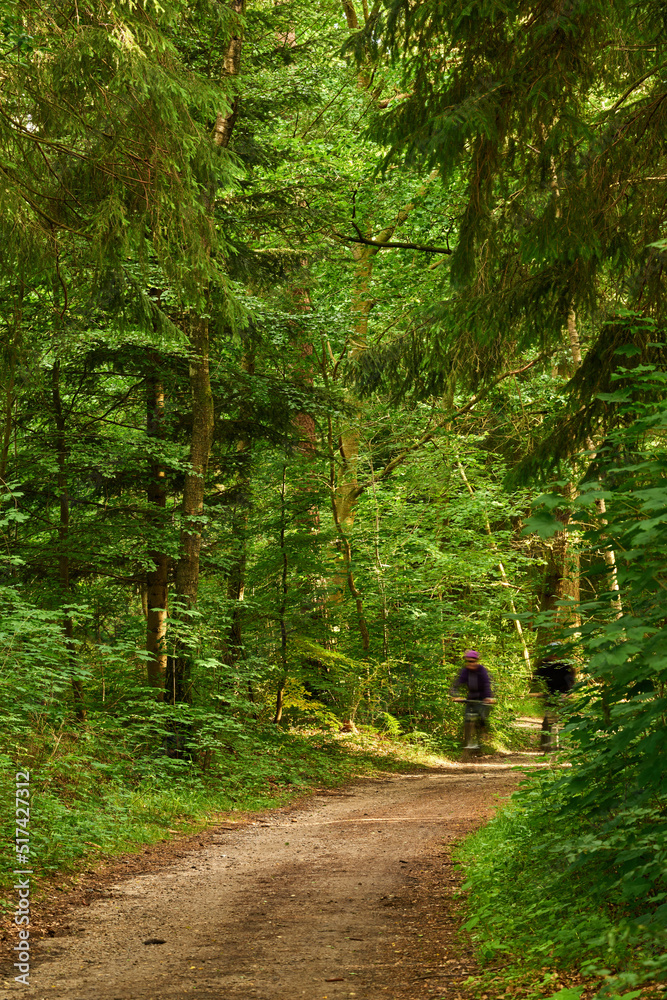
[369,463,389,660]
[535,478,581,650]
[146,357,168,691]
[274,464,289,723]
[327,415,370,652]
[223,438,251,668]
[219,349,255,673]
[164,1,245,703]
[166,317,214,704]
[0,307,20,483]
[535,307,590,641]
[568,308,621,613]
[212,0,245,151]
[52,361,86,722]
[334,174,439,534]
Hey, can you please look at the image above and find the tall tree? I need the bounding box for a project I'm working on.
[145,351,169,690]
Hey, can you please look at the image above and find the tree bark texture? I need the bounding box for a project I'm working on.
[52,361,86,722]
[212,0,245,152]
[146,356,168,690]
[340,0,360,29]
[166,317,214,703]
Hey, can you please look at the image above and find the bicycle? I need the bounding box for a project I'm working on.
[527,691,567,752]
[452,697,492,750]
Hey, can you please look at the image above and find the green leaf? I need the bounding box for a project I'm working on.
[521,510,563,539]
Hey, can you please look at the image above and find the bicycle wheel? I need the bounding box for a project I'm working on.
[464,705,480,749]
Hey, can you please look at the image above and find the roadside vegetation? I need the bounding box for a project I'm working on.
[0,683,534,908]
[457,382,667,1000]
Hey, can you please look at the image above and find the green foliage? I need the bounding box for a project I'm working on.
[8,11,661,997]
[458,363,667,996]
[1,0,241,304]
[361,1,667,470]
[0,584,85,720]
[376,710,403,737]
[457,775,667,999]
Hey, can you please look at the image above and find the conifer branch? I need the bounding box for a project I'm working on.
[339,223,452,254]
[609,61,667,112]
[349,355,547,500]
[1,171,91,239]
[452,356,547,418]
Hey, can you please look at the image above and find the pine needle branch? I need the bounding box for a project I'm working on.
[351,354,548,499]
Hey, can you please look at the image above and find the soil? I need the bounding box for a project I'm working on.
[0,751,552,1000]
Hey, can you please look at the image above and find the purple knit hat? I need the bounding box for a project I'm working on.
[463,649,480,660]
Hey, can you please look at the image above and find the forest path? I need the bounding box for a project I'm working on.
[2,753,551,1000]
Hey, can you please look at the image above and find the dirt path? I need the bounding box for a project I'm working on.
[1,753,549,1000]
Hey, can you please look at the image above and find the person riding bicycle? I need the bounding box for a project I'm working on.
[450,649,495,749]
[535,643,575,752]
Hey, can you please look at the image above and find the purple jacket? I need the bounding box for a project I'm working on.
[451,665,493,701]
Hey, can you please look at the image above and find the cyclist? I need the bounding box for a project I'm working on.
[535,643,575,752]
[450,649,495,749]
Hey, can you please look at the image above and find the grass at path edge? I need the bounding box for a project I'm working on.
[455,776,666,1000]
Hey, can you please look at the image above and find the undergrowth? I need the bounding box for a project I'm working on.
[456,769,667,1000]
[0,678,534,915]
[0,713,440,912]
